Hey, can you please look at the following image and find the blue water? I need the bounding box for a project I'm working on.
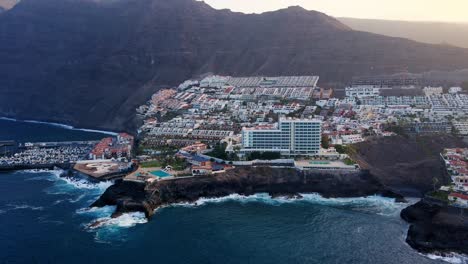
[0,118,111,142]
[0,120,466,264]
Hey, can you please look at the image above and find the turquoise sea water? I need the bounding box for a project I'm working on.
[0,119,466,264]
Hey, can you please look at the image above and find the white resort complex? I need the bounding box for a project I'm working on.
[241,117,322,156]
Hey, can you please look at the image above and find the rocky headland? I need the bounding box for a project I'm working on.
[91,134,468,255]
[91,167,403,218]
[401,198,468,255]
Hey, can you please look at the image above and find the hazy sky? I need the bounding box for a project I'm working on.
[202,0,468,23]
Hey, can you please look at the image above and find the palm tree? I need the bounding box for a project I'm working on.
[432,177,440,191]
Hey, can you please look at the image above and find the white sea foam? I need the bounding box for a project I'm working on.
[40,170,112,194]
[0,116,118,136]
[6,203,44,211]
[58,177,113,191]
[424,252,468,264]
[86,212,148,230]
[76,205,117,216]
[0,117,17,121]
[68,194,86,203]
[168,193,407,216]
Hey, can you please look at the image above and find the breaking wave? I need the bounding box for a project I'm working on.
[424,252,468,264]
[23,169,113,210]
[3,203,44,212]
[87,212,148,230]
[78,205,147,230]
[167,193,408,216]
[30,169,113,195]
[0,116,117,136]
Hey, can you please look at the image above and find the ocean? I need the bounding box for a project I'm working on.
[0,119,466,264]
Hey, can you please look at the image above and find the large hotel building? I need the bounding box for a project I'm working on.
[241,117,322,156]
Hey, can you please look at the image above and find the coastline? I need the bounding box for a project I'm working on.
[401,198,468,256]
[91,167,405,218]
[0,116,119,136]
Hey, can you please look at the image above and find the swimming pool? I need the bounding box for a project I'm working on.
[150,170,171,178]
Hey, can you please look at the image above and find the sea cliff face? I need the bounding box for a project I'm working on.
[91,167,403,218]
[401,199,468,255]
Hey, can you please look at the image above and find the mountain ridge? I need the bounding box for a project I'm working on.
[340,17,468,49]
[2,0,468,131]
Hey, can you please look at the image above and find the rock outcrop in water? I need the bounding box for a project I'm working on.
[401,199,468,255]
[92,167,404,218]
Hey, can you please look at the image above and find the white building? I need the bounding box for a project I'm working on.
[241,117,322,156]
[449,87,462,94]
[453,122,468,135]
[345,85,380,98]
[341,134,364,144]
[423,86,443,96]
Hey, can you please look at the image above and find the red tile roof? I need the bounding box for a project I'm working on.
[450,192,468,200]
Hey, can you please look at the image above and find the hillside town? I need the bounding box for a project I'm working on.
[2,74,467,183]
[129,74,468,182]
[439,148,468,208]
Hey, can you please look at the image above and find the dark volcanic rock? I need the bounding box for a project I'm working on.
[92,167,404,218]
[91,180,154,217]
[2,0,468,130]
[401,199,468,255]
[351,135,468,196]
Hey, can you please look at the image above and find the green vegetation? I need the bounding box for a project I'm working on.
[286,106,305,118]
[427,190,449,202]
[334,144,357,155]
[137,144,178,156]
[207,142,228,160]
[314,106,322,115]
[140,156,187,171]
[166,157,187,171]
[334,144,346,154]
[362,127,375,137]
[343,157,355,166]
[247,151,281,161]
[206,142,239,161]
[385,123,408,137]
[160,111,181,122]
[321,135,330,149]
[140,160,164,168]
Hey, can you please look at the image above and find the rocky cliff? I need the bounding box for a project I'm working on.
[2,0,468,130]
[401,199,468,255]
[92,167,403,218]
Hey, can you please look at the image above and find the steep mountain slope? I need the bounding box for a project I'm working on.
[340,17,468,49]
[351,135,467,196]
[2,0,468,131]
